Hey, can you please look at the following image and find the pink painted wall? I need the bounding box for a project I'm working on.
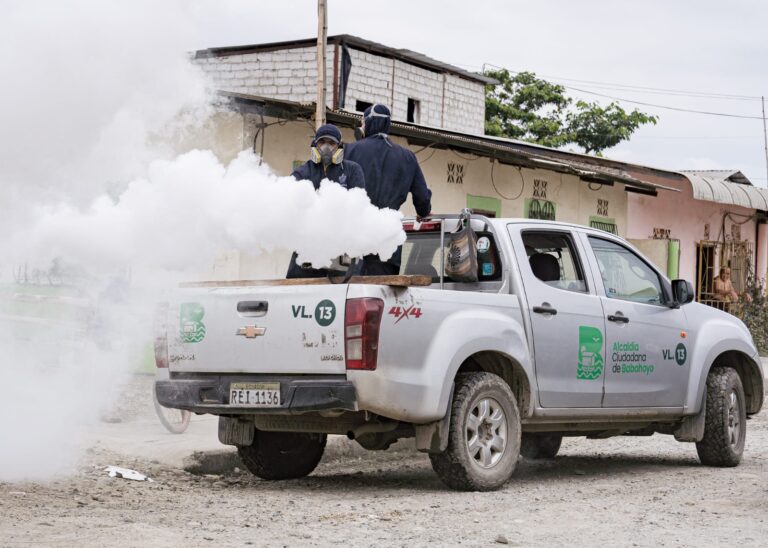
[627,177,760,291]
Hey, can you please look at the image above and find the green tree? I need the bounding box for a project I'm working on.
[484,69,657,154]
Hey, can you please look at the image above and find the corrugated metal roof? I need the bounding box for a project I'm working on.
[196,34,497,85]
[680,170,768,210]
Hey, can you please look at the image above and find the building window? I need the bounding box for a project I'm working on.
[407,98,421,123]
[589,216,618,234]
[467,195,501,218]
[355,100,372,113]
[525,198,556,221]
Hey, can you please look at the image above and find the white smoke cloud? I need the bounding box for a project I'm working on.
[19,149,405,272]
[0,1,406,482]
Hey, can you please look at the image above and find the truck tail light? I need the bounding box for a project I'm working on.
[153,303,169,369]
[345,298,384,371]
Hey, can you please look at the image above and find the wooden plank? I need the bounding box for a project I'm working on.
[179,275,433,289]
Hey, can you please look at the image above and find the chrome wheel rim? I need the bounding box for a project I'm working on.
[465,397,507,468]
[727,389,741,447]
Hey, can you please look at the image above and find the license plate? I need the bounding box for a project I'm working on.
[229,382,281,407]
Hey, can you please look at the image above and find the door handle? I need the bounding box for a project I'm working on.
[607,314,629,323]
[533,304,558,315]
[237,301,269,317]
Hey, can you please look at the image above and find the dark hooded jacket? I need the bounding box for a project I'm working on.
[344,106,431,217]
[291,159,365,191]
[344,105,432,275]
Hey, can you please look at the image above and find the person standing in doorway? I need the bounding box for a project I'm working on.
[345,104,432,275]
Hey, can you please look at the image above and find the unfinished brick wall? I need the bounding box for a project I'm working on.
[194,44,486,135]
[194,45,335,105]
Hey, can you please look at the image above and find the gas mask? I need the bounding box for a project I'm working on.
[318,143,337,165]
[310,139,344,165]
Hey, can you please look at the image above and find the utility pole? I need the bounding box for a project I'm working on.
[315,0,327,129]
[762,96,768,186]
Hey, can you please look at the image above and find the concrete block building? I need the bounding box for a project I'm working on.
[193,34,492,135]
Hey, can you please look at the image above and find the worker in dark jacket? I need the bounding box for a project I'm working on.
[287,124,365,278]
[291,124,365,190]
[345,104,432,275]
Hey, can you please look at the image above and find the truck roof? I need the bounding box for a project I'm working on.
[403,215,626,242]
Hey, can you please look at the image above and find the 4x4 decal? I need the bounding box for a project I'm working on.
[389,305,423,324]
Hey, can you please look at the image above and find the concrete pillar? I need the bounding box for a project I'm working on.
[757,222,768,285]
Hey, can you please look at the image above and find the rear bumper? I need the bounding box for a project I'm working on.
[155,375,357,415]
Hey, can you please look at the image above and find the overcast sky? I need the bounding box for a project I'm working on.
[183,0,768,187]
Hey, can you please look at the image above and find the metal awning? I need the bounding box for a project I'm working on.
[681,170,768,211]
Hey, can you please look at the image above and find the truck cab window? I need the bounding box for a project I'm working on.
[521,231,586,292]
[588,237,663,305]
[401,230,502,283]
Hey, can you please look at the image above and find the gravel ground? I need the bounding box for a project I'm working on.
[1,373,766,547]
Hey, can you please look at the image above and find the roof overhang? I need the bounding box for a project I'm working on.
[680,171,768,210]
[220,91,680,197]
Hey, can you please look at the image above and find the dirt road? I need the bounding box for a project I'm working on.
[1,373,766,547]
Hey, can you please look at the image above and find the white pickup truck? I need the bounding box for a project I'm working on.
[155,214,764,491]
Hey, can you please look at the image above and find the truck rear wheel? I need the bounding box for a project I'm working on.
[237,431,327,480]
[429,372,521,491]
[520,433,562,459]
[696,367,746,467]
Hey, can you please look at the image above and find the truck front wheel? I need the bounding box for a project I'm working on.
[520,433,562,459]
[696,367,746,467]
[237,431,327,480]
[429,372,521,491]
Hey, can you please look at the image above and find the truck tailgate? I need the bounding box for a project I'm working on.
[167,284,348,375]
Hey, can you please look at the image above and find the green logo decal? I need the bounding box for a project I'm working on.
[578,326,604,380]
[314,300,336,327]
[180,302,206,343]
[675,343,687,366]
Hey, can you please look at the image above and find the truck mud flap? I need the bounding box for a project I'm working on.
[414,384,454,453]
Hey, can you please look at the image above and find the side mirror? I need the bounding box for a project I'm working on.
[671,279,694,305]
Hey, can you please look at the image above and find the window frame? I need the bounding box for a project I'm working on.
[400,227,506,291]
[520,229,590,294]
[587,235,671,307]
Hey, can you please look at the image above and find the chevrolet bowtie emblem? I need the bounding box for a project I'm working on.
[236,326,267,338]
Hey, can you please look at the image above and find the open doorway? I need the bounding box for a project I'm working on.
[696,241,716,302]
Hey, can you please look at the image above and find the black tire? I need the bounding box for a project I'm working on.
[237,430,327,480]
[153,386,191,434]
[695,367,746,467]
[429,372,521,491]
[520,433,562,459]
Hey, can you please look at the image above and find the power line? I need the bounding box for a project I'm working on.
[629,135,758,140]
[481,64,764,102]
[533,75,762,102]
[562,85,765,120]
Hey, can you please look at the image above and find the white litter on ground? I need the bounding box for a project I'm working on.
[104,466,154,482]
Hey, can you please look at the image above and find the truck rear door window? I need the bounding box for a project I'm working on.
[521,231,586,292]
[401,231,502,283]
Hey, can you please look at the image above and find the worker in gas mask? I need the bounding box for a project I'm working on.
[345,104,432,275]
[287,124,365,278]
[291,124,365,190]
